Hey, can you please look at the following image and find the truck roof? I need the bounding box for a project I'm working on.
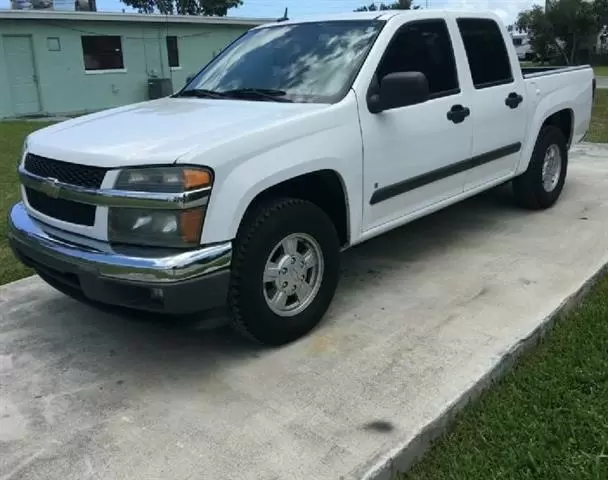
[252,9,503,28]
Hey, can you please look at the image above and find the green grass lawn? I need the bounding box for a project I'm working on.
[588,90,608,143]
[401,273,608,480]
[0,121,54,285]
[593,65,608,77]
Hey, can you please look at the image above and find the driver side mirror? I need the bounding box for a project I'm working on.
[367,71,429,114]
[185,74,195,85]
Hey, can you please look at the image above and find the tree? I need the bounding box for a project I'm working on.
[550,0,598,63]
[121,0,242,16]
[517,5,565,63]
[355,0,419,12]
[594,0,608,30]
[516,0,598,65]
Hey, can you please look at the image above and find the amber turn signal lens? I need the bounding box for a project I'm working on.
[183,169,212,190]
[180,208,205,243]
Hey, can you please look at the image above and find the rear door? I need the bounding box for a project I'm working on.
[359,18,474,232]
[455,18,527,191]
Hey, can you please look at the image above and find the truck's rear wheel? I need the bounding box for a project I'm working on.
[228,198,340,346]
[512,125,568,210]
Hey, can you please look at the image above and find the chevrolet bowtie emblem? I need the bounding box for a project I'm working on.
[41,177,61,199]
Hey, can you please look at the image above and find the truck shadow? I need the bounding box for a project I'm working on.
[338,184,522,287]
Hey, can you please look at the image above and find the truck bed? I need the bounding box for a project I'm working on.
[522,64,592,79]
[521,63,595,150]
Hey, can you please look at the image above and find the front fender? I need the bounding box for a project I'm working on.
[199,120,363,245]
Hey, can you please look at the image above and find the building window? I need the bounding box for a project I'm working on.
[47,37,61,52]
[81,36,124,71]
[166,36,180,68]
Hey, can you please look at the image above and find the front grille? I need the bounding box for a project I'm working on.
[24,154,107,189]
[25,187,96,226]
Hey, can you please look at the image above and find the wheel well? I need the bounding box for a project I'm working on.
[243,170,350,247]
[542,109,573,147]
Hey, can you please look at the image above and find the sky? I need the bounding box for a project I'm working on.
[0,0,541,25]
[233,0,539,24]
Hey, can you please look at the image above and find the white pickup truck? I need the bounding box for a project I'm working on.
[9,10,595,346]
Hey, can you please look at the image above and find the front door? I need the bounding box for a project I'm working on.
[359,19,473,232]
[3,35,41,116]
[455,18,527,191]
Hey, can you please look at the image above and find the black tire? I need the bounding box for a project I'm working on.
[228,197,340,346]
[512,125,568,210]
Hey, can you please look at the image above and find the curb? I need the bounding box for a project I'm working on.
[359,261,608,480]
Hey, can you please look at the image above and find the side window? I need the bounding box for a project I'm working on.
[377,20,459,98]
[457,18,513,88]
[166,36,180,69]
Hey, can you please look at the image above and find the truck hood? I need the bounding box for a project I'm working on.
[26,97,327,168]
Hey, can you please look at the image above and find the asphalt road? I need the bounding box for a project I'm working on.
[2,143,608,480]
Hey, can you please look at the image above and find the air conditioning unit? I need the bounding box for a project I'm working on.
[148,78,173,100]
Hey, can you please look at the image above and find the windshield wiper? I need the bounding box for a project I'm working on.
[221,88,293,102]
[175,89,227,99]
[176,87,293,103]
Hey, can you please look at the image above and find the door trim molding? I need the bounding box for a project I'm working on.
[369,142,521,205]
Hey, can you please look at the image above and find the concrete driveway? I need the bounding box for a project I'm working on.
[596,76,608,89]
[2,143,608,480]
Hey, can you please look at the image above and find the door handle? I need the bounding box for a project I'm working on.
[446,104,470,124]
[505,92,523,109]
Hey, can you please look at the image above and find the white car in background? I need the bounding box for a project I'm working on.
[512,32,533,61]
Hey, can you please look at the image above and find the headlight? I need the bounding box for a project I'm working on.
[109,207,205,248]
[114,165,212,193]
[108,166,212,248]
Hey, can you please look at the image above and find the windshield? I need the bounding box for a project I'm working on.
[178,20,384,104]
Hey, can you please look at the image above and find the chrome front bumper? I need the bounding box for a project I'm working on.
[8,202,233,314]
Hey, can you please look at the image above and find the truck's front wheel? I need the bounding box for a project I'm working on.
[228,198,340,346]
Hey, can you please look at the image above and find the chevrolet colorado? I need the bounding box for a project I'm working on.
[8,10,595,345]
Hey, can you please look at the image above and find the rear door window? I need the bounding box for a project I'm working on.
[457,18,513,89]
